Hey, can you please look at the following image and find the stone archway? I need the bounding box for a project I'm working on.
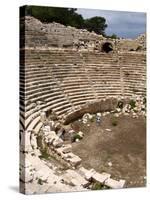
[102,42,113,53]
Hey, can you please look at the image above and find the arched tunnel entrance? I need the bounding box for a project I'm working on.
[102,42,113,53]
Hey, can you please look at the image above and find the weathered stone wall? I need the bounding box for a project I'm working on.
[21,16,103,50]
[116,34,146,51]
[21,16,146,52]
[63,97,130,124]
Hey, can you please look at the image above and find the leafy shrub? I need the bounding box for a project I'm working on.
[111,117,118,126]
[91,183,110,190]
[129,100,136,109]
[39,147,50,160]
[136,46,142,51]
[72,133,82,142]
[90,116,95,122]
[91,183,103,190]
[143,97,146,105]
[37,178,47,185]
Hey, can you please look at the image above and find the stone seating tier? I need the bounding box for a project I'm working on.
[20,49,146,132]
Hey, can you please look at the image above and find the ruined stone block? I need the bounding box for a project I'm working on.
[92,172,110,184]
[61,170,89,187]
[52,138,63,148]
[84,169,96,180]
[64,152,82,166]
[105,178,126,189]
[56,144,72,155]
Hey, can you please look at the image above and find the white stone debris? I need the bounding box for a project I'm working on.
[82,113,93,124]
[40,111,46,123]
[61,169,89,187]
[105,178,126,189]
[105,129,112,132]
[92,172,111,184]
[84,169,97,180]
[43,130,63,148]
[97,113,101,117]
[108,162,113,167]
[64,152,82,167]
[56,144,72,155]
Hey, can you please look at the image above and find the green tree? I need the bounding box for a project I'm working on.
[83,16,107,35]
[22,6,84,27]
[20,6,107,35]
[107,33,119,39]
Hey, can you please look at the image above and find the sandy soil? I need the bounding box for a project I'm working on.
[71,114,146,188]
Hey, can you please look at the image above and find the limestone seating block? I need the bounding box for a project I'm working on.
[61,169,89,187]
[78,167,89,177]
[56,144,72,155]
[20,168,34,183]
[83,169,97,180]
[43,130,63,148]
[42,125,51,133]
[52,138,63,148]
[92,172,111,184]
[63,152,82,166]
[30,132,38,149]
[105,178,126,189]
[20,159,35,183]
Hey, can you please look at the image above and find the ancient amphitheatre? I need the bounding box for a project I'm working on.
[20,15,146,194]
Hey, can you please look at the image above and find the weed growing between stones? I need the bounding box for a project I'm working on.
[39,147,50,160]
[111,116,118,126]
[129,99,136,109]
[72,133,83,142]
[91,182,110,190]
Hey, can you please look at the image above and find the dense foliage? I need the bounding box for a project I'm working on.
[20,5,108,36]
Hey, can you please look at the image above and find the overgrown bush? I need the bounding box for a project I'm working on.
[37,178,47,185]
[111,117,118,126]
[136,46,142,51]
[91,182,110,190]
[72,133,82,142]
[143,97,146,105]
[39,147,50,160]
[129,99,136,109]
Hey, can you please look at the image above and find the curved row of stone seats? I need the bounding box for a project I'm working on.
[84,63,122,97]
[119,52,146,64]
[23,49,84,65]
[20,49,146,134]
[51,64,97,106]
[82,52,118,64]
[120,52,146,96]
[20,82,73,131]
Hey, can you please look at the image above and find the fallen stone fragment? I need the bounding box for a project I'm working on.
[61,169,89,187]
[105,129,111,132]
[92,172,110,184]
[75,138,80,143]
[105,178,126,189]
[52,138,63,148]
[84,169,96,180]
[56,144,72,155]
[108,162,112,167]
[78,167,89,177]
[64,152,82,167]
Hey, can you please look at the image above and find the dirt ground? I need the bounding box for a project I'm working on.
[71,114,146,188]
